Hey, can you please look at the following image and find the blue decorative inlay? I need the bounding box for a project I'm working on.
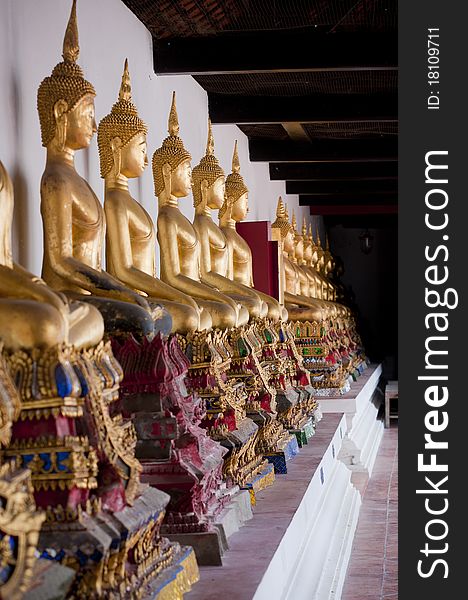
[332,443,335,459]
[0,564,14,585]
[22,454,34,468]
[266,454,287,474]
[40,453,52,473]
[0,532,16,584]
[76,549,89,567]
[90,549,103,563]
[57,451,70,472]
[55,364,74,398]
[279,329,285,342]
[110,537,120,550]
[41,548,65,562]
[73,366,88,397]
[320,467,324,484]
[56,549,65,561]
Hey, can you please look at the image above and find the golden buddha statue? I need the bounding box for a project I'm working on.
[304,223,324,300]
[312,228,345,317]
[294,217,336,319]
[153,93,243,330]
[310,226,332,301]
[290,210,314,299]
[301,220,321,299]
[219,141,287,323]
[98,60,205,334]
[271,198,324,322]
[37,0,156,339]
[0,160,103,351]
[192,127,266,324]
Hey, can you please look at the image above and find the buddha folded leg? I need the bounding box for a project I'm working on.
[196,299,238,329]
[147,299,201,334]
[67,301,104,348]
[0,299,67,351]
[286,300,323,323]
[65,293,157,339]
[228,293,267,320]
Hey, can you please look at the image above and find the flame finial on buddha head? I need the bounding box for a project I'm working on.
[152,91,192,196]
[97,59,148,177]
[192,118,225,207]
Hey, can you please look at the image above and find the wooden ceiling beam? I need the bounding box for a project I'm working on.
[269,162,398,180]
[209,94,397,124]
[250,138,397,162]
[309,204,398,215]
[153,31,397,75]
[287,179,397,194]
[299,192,397,206]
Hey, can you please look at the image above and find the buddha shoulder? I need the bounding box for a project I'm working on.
[41,164,92,202]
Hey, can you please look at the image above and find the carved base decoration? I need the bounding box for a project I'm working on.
[112,333,230,535]
[183,329,275,495]
[291,319,354,396]
[3,340,197,598]
[0,461,45,600]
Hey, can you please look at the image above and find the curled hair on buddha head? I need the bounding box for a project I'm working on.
[37,0,96,147]
[192,118,225,208]
[152,91,191,196]
[220,140,248,218]
[97,59,148,178]
[271,197,294,239]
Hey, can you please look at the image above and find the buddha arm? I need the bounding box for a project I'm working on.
[195,222,260,302]
[41,177,149,308]
[105,199,199,310]
[157,213,239,311]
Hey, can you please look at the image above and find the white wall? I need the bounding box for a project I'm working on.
[0,0,318,276]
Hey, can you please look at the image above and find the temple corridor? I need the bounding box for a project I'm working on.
[342,424,398,600]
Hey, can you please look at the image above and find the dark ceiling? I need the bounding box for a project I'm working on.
[122,0,397,227]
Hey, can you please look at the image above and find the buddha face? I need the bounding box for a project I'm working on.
[311,247,319,266]
[231,192,249,222]
[172,158,192,197]
[206,176,226,209]
[318,254,325,271]
[120,132,148,178]
[283,230,295,253]
[63,93,97,150]
[295,238,304,260]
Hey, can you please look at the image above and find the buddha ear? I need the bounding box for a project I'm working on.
[200,178,209,196]
[54,99,69,151]
[53,99,68,120]
[110,137,123,178]
[162,162,172,186]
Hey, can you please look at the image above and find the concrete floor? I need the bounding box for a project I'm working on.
[186,418,398,600]
[342,424,398,600]
[186,414,344,600]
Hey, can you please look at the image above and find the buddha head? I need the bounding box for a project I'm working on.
[98,59,148,181]
[271,197,295,253]
[192,119,225,211]
[220,141,249,222]
[315,228,326,273]
[323,234,335,275]
[291,211,305,263]
[37,0,96,152]
[310,223,321,268]
[303,220,313,265]
[152,92,192,200]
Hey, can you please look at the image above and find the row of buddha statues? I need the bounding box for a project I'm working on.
[0,1,366,598]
